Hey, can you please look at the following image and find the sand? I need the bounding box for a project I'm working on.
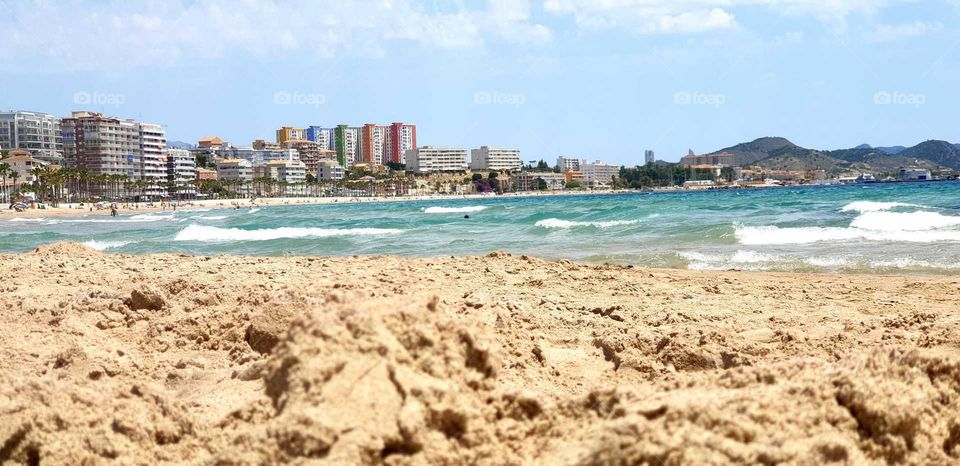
[1,244,959,464]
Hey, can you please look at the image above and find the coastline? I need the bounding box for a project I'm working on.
[0,189,631,219]
[3,244,959,464]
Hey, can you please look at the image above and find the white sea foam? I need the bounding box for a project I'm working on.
[7,218,45,223]
[423,206,488,213]
[736,224,960,245]
[849,211,960,231]
[197,215,228,220]
[247,208,261,214]
[680,250,779,266]
[805,256,850,267]
[840,201,920,213]
[128,213,176,221]
[174,224,403,242]
[82,240,133,251]
[536,218,639,229]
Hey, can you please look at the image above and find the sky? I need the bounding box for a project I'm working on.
[2,0,959,165]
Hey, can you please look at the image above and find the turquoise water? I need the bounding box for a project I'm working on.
[4,182,960,274]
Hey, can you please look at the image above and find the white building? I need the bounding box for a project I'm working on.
[216,159,253,182]
[165,148,196,196]
[404,146,468,173]
[0,111,63,165]
[645,150,655,164]
[557,156,580,172]
[470,146,521,171]
[580,160,620,186]
[139,123,167,196]
[217,147,299,166]
[518,171,565,191]
[317,159,344,181]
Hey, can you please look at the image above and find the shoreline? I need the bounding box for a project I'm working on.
[0,189,630,219]
[2,244,958,463]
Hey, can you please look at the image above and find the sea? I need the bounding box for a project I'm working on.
[3,182,960,274]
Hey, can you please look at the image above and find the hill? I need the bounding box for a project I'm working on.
[701,137,957,174]
[898,140,960,169]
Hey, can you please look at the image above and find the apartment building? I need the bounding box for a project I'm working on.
[361,124,387,165]
[317,159,344,181]
[165,148,196,196]
[252,139,282,151]
[0,111,63,164]
[580,160,620,186]
[404,146,468,173]
[275,126,306,144]
[139,122,167,196]
[305,126,334,150]
[518,171,566,191]
[384,122,416,165]
[334,125,361,167]
[217,147,299,166]
[216,159,253,182]
[645,150,655,164]
[470,146,522,171]
[254,159,307,183]
[61,112,144,180]
[556,156,580,172]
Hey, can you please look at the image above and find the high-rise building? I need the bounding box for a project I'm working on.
[165,148,196,197]
[361,123,387,164]
[557,156,580,172]
[384,122,416,165]
[0,111,64,165]
[275,126,306,144]
[334,125,361,167]
[405,146,468,173]
[645,150,655,164]
[61,112,144,180]
[305,126,334,150]
[470,146,522,171]
[139,122,167,196]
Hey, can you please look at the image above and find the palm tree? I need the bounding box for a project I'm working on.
[0,162,9,204]
[9,171,20,202]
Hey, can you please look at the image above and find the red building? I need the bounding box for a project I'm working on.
[384,122,416,165]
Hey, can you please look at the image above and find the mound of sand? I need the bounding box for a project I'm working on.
[1,246,959,464]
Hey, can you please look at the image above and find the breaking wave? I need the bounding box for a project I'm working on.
[82,240,133,251]
[839,201,921,213]
[536,218,639,229]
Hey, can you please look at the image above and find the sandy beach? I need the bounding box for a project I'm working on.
[1,243,959,464]
[0,190,628,219]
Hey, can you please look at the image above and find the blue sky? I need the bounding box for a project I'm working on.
[2,0,959,165]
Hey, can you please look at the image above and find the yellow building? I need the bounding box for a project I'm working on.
[275,126,306,144]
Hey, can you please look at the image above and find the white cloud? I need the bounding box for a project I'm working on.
[0,0,551,71]
[542,0,914,33]
[868,21,943,43]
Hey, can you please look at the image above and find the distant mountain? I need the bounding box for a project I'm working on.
[701,137,956,174]
[829,147,939,172]
[877,145,907,155]
[709,137,809,166]
[167,140,195,149]
[898,140,960,169]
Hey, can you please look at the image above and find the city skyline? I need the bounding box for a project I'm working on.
[3,1,960,164]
